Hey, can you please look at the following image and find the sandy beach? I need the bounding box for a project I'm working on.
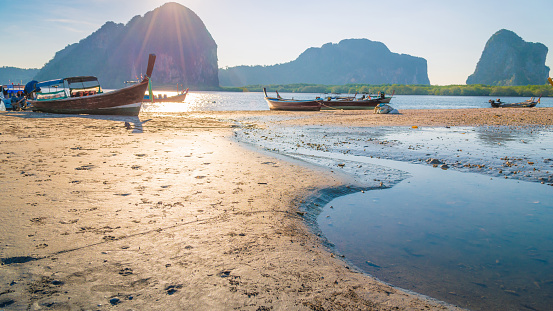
[1,108,552,310]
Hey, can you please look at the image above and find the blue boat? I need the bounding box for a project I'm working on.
[0,84,27,110]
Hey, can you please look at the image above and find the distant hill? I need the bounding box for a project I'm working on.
[0,67,39,85]
[34,2,218,89]
[467,29,550,86]
[219,39,430,87]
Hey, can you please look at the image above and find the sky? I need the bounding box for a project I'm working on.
[1,0,552,85]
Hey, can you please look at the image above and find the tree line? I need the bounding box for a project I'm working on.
[223,83,553,97]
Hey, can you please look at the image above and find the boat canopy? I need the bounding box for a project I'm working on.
[1,84,25,92]
[65,76,98,84]
[36,79,65,88]
[36,76,99,88]
[32,76,103,100]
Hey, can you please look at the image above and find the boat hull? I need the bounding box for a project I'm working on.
[490,101,538,108]
[265,98,321,111]
[30,79,148,116]
[144,91,188,103]
[320,97,391,110]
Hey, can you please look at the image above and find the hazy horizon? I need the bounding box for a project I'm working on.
[2,0,552,85]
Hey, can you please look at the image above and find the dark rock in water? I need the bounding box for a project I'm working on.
[426,158,443,165]
[366,260,381,268]
[219,38,430,86]
[467,29,550,86]
[34,2,219,89]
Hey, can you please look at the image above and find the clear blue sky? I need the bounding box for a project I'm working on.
[1,0,552,85]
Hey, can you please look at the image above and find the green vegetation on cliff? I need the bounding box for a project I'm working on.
[34,2,218,89]
[467,29,550,86]
[228,83,553,97]
[219,39,429,87]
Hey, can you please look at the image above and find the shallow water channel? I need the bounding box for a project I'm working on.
[234,121,553,311]
[317,156,553,311]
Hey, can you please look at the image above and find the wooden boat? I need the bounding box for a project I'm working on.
[489,98,539,108]
[263,88,321,111]
[0,84,27,110]
[143,88,188,103]
[320,92,392,110]
[27,54,156,116]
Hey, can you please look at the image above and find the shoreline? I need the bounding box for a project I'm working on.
[205,107,553,127]
[0,111,461,310]
[3,108,551,310]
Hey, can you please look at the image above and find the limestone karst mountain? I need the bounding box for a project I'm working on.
[219,38,430,87]
[34,2,219,89]
[467,29,549,86]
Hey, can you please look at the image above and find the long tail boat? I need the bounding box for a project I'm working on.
[489,97,540,108]
[0,84,27,110]
[263,88,321,111]
[143,87,188,103]
[320,91,393,110]
[27,54,156,116]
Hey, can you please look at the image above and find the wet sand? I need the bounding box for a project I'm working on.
[1,108,551,310]
[210,107,553,127]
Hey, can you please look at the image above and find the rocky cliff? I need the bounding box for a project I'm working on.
[34,2,219,89]
[467,29,549,86]
[219,39,430,86]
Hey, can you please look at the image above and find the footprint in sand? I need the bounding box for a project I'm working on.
[165,284,182,295]
[118,268,133,276]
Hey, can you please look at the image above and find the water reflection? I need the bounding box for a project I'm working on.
[140,92,553,112]
[141,91,269,112]
[475,126,542,146]
[233,116,553,309]
[318,163,553,311]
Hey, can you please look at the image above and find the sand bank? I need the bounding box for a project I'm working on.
[4,108,547,310]
[207,107,553,127]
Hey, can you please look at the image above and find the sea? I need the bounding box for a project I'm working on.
[141,91,553,112]
[145,91,553,311]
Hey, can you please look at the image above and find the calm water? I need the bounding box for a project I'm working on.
[229,110,553,310]
[317,157,553,311]
[141,91,553,112]
[143,92,553,310]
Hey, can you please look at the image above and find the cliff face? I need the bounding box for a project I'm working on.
[34,2,218,89]
[219,39,430,86]
[467,29,549,86]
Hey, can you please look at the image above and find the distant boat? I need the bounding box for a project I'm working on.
[489,98,539,108]
[320,92,393,110]
[0,84,26,110]
[143,87,189,103]
[27,54,156,116]
[263,88,321,111]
